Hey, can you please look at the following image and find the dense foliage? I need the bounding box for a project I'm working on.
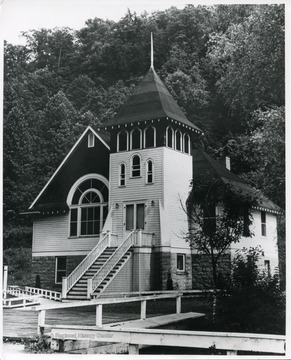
[215,247,285,334]
[4,4,285,251]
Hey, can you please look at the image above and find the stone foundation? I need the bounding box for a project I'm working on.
[192,253,231,289]
[31,255,85,291]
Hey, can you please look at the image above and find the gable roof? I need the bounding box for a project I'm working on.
[28,126,110,210]
[193,148,280,214]
[104,68,203,133]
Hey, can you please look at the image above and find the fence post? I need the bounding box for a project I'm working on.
[38,310,46,336]
[176,295,181,314]
[227,350,237,356]
[3,266,8,299]
[96,304,103,327]
[108,232,111,247]
[140,300,147,320]
[62,278,67,299]
[128,344,139,354]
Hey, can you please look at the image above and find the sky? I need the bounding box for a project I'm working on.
[0,0,286,45]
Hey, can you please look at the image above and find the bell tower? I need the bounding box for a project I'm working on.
[100,36,203,290]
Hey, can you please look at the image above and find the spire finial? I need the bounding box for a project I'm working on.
[150,32,154,69]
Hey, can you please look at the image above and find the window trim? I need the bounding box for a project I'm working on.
[117,130,129,152]
[88,132,95,148]
[119,162,126,187]
[130,127,142,150]
[124,201,146,231]
[131,153,142,178]
[177,253,186,272]
[175,129,182,152]
[145,159,154,184]
[183,133,191,154]
[261,210,267,237]
[144,125,156,148]
[55,256,67,284]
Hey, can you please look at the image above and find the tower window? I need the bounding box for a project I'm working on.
[183,133,190,154]
[117,130,128,152]
[166,127,174,148]
[131,154,141,177]
[146,159,154,184]
[203,203,216,234]
[131,128,142,150]
[175,130,182,151]
[119,163,126,186]
[88,133,95,148]
[144,126,156,148]
[261,211,266,236]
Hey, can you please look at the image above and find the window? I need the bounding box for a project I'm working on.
[177,254,185,272]
[119,163,126,186]
[264,260,271,276]
[146,160,154,184]
[117,130,128,152]
[175,130,182,151]
[203,203,216,234]
[55,257,67,284]
[131,154,141,177]
[183,133,190,154]
[261,211,266,236]
[166,127,174,148]
[88,133,95,148]
[144,126,156,148]
[125,203,145,230]
[131,128,142,150]
[69,177,108,237]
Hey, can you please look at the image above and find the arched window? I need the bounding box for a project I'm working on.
[146,159,154,184]
[119,163,126,186]
[117,130,128,152]
[69,177,108,237]
[131,128,142,150]
[131,154,141,177]
[144,126,156,148]
[166,127,174,148]
[183,133,190,154]
[88,132,95,148]
[175,130,182,151]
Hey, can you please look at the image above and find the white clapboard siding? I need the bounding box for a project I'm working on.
[32,214,98,256]
[230,209,279,274]
[110,148,164,245]
[163,147,193,251]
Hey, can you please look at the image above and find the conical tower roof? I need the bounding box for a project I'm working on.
[105,68,202,133]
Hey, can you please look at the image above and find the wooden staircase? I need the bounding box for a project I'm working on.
[92,249,132,296]
[66,247,117,300]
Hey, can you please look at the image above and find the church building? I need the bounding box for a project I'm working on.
[26,45,280,300]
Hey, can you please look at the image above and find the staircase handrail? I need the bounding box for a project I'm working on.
[64,232,113,295]
[90,231,137,295]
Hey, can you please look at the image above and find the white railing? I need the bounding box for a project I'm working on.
[25,286,62,301]
[62,232,118,298]
[3,294,41,308]
[88,231,136,297]
[133,231,153,247]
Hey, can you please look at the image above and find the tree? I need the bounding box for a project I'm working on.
[185,172,257,291]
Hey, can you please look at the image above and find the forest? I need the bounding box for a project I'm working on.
[3,4,285,260]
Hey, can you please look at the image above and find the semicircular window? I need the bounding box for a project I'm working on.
[70,178,108,237]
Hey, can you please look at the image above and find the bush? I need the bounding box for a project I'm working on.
[3,247,32,286]
[215,247,285,334]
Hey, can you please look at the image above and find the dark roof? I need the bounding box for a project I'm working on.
[105,68,202,133]
[193,148,281,213]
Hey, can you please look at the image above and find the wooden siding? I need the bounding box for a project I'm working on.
[32,215,98,256]
[33,128,109,208]
[104,256,133,293]
[109,148,164,245]
[230,209,278,274]
[163,147,192,251]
